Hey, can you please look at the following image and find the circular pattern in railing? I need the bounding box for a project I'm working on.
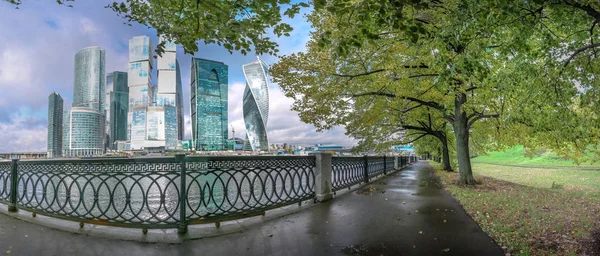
[332,157,364,191]
[16,162,182,227]
[185,157,315,221]
[0,162,11,203]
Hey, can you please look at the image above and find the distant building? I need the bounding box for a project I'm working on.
[63,47,106,157]
[190,58,228,151]
[106,71,128,150]
[229,137,245,151]
[47,92,63,158]
[242,57,270,151]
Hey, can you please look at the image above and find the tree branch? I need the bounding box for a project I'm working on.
[562,43,600,70]
[468,113,500,128]
[334,69,386,79]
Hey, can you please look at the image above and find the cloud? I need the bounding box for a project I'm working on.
[0,114,47,153]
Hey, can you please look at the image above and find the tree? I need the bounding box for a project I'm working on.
[4,0,308,56]
[271,2,534,184]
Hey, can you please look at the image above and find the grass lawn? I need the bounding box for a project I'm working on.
[432,161,600,255]
[472,145,600,167]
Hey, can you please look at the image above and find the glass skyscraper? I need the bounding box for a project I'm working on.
[155,37,183,147]
[63,46,106,157]
[107,71,128,149]
[47,92,63,158]
[242,57,270,151]
[128,36,153,149]
[190,58,228,151]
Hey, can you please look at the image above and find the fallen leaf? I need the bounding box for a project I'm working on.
[415,210,419,213]
[5,250,10,254]
[442,248,450,252]
[403,201,406,204]
[443,220,447,223]
[418,231,424,234]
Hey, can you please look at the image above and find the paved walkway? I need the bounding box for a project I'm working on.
[0,161,503,256]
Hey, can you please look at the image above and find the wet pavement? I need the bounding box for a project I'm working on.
[0,161,503,256]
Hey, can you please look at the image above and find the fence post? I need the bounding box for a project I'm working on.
[383,155,387,175]
[363,155,369,183]
[176,154,188,234]
[313,153,333,202]
[8,159,18,212]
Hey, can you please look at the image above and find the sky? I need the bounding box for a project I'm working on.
[0,1,356,153]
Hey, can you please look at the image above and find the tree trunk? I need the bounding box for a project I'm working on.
[440,136,453,172]
[452,93,476,185]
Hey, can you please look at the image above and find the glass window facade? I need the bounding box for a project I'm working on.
[109,71,128,149]
[191,58,228,151]
[47,92,63,158]
[73,47,105,112]
[63,46,106,157]
[63,108,105,157]
[242,57,270,151]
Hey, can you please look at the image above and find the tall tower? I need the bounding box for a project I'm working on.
[155,37,181,148]
[242,57,270,151]
[63,46,106,157]
[47,92,63,158]
[127,36,153,149]
[190,58,228,151]
[107,71,128,149]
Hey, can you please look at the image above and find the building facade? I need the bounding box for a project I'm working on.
[108,71,128,149]
[63,47,106,157]
[63,107,105,156]
[127,36,153,149]
[47,92,63,158]
[155,37,182,147]
[242,57,270,151]
[73,47,105,112]
[190,58,228,151]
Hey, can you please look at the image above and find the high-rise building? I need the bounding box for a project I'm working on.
[73,47,105,112]
[63,46,106,157]
[190,58,228,151]
[107,71,128,149]
[63,107,106,156]
[155,37,182,146]
[47,92,63,158]
[127,36,153,149]
[242,57,270,151]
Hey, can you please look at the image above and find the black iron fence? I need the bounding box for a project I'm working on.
[0,154,417,233]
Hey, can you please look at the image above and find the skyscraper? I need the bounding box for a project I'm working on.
[47,92,63,158]
[107,71,128,149]
[63,46,106,157]
[155,37,182,147]
[242,57,270,151]
[127,36,153,149]
[190,58,228,151]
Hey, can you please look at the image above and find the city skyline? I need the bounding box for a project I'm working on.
[0,1,355,153]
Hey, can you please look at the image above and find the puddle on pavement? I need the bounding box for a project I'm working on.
[355,185,386,195]
[341,243,401,255]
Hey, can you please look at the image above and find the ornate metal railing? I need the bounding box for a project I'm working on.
[184,156,315,223]
[0,162,10,204]
[16,158,182,228]
[0,154,415,233]
[331,157,364,191]
[385,157,395,172]
[367,157,385,178]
